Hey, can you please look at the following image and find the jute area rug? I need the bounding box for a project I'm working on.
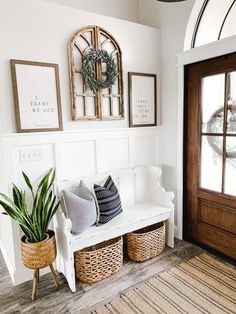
[93,253,236,314]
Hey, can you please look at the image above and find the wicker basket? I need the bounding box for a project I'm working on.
[127,222,165,262]
[21,230,57,269]
[75,236,123,283]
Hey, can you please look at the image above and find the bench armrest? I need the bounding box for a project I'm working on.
[53,207,73,237]
[148,166,174,210]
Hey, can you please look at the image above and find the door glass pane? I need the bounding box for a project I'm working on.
[224,137,236,196]
[227,72,236,133]
[200,135,223,192]
[201,74,225,133]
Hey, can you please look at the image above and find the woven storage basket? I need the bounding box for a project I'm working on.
[21,230,57,269]
[75,236,123,283]
[127,222,165,262]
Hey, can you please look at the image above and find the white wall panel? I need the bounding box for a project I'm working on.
[98,138,129,172]
[133,136,157,167]
[62,141,96,178]
[13,144,55,187]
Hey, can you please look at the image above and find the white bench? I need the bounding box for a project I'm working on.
[54,166,174,292]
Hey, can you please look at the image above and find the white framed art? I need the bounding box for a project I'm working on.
[128,72,157,127]
[10,59,63,133]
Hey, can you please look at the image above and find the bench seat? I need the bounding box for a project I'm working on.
[54,166,174,292]
[72,202,172,251]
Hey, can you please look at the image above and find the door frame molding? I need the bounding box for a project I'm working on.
[177,34,236,239]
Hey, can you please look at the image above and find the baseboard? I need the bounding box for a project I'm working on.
[12,267,50,286]
[174,224,183,240]
[0,239,15,283]
[174,225,178,238]
[0,239,50,285]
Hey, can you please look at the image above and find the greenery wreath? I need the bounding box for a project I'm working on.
[82,49,118,93]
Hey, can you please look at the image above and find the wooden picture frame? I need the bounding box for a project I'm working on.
[128,72,157,127]
[10,59,63,133]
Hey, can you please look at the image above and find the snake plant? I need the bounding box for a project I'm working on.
[0,168,60,243]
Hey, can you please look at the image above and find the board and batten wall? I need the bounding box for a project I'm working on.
[138,0,195,237]
[0,0,160,284]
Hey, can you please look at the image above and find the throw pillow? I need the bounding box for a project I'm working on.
[94,176,123,224]
[77,180,94,201]
[77,180,99,224]
[62,183,97,234]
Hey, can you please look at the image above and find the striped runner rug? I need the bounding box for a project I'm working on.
[92,253,236,314]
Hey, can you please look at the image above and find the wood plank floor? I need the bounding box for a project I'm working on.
[0,240,203,314]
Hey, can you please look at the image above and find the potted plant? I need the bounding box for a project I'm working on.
[0,168,60,300]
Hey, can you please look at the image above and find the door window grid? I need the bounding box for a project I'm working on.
[200,71,236,196]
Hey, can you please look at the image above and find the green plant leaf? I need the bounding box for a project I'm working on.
[45,198,60,232]
[37,168,53,191]
[12,184,23,209]
[21,191,30,218]
[0,168,58,243]
[0,200,36,241]
[49,200,60,222]
[0,193,22,218]
[22,172,34,198]
[19,225,33,242]
[0,201,19,220]
[49,169,56,188]
[44,195,56,231]
[41,190,53,231]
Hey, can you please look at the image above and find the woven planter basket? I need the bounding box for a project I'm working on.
[75,236,123,283]
[21,230,57,269]
[127,222,165,262]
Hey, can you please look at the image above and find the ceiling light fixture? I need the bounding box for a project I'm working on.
[157,0,186,2]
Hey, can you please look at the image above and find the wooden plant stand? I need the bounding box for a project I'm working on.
[32,264,60,301]
[21,231,60,301]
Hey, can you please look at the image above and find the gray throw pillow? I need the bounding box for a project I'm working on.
[77,180,94,201]
[62,182,97,234]
[77,180,99,224]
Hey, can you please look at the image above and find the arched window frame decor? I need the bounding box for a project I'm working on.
[68,25,124,121]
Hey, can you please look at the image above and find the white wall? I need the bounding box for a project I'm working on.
[0,0,159,134]
[138,0,195,221]
[0,0,160,285]
[44,0,139,22]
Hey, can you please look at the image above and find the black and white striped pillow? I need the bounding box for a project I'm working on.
[94,176,123,224]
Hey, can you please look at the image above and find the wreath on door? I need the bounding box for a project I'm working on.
[81,49,117,93]
[206,104,236,159]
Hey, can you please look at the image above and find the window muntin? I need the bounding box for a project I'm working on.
[200,71,236,196]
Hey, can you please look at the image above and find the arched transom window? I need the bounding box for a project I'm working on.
[185,0,236,50]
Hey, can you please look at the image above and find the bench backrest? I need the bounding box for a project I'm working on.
[56,166,161,207]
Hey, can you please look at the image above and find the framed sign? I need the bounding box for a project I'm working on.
[128,72,157,127]
[10,59,63,133]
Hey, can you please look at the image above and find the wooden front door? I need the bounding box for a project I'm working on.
[184,53,236,260]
